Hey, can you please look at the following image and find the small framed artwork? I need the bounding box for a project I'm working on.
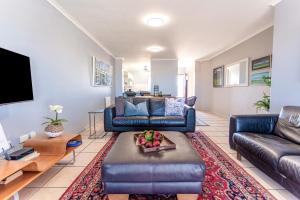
[252,55,272,71]
[251,71,271,85]
[213,66,224,88]
[92,56,112,87]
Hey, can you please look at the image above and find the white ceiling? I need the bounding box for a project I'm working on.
[52,0,276,69]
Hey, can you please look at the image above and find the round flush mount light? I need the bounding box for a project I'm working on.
[147,17,165,27]
[144,15,169,27]
[147,46,164,53]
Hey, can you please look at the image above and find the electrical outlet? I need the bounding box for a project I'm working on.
[29,131,36,138]
[19,134,29,143]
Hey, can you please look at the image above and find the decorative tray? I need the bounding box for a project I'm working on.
[134,131,176,153]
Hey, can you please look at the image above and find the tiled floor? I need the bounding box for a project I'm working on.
[13,111,298,200]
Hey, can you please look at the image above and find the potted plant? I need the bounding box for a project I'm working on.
[254,76,271,113]
[43,105,67,137]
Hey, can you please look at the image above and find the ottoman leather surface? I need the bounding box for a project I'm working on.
[102,132,205,183]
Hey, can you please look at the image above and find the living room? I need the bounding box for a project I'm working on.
[0,0,300,200]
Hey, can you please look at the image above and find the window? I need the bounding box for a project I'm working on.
[224,58,249,87]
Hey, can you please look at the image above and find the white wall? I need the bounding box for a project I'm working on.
[195,61,212,111]
[114,58,123,97]
[151,59,178,96]
[271,0,300,112]
[126,70,150,92]
[195,27,273,117]
[0,0,115,144]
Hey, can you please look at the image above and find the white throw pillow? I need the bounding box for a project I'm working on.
[165,98,185,116]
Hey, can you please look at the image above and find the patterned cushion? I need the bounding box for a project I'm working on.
[165,98,185,116]
[115,97,126,116]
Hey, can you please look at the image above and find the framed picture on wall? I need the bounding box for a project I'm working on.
[252,55,272,71]
[213,66,224,88]
[92,56,112,87]
[251,71,271,85]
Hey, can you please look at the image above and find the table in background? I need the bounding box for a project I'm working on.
[88,109,107,139]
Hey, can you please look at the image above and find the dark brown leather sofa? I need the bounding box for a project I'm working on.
[104,97,195,133]
[229,106,300,198]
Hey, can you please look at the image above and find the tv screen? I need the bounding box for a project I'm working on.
[0,48,34,105]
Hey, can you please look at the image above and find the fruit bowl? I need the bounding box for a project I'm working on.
[135,130,176,153]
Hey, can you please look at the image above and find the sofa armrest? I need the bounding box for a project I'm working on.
[184,106,196,132]
[104,105,116,132]
[229,114,279,149]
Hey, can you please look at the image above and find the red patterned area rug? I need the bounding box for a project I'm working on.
[60,132,276,200]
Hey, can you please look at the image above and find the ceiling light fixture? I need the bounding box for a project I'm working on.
[147,17,165,27]
[147,46,164,53]
[144,15,169,27]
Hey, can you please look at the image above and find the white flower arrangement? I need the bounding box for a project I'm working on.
[43,105,67,126]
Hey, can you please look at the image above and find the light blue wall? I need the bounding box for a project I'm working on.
[0,0,115,144]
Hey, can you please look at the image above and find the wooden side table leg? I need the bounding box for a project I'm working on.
[177,194,198,200]
[107,194,129,200]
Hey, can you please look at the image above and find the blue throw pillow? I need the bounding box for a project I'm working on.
[124,101,149,116]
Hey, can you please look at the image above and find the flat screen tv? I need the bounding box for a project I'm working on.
[0,47,34,105]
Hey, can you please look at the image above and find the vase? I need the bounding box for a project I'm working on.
[45,124,64,138]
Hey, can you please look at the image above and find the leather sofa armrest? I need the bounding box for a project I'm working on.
[104,105,116,132]
[184,106,196,132]
[229,114,279,149]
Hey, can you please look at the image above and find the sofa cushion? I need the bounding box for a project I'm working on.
[233,132,300,170]
[149,98,165,116]
[115,97,126,116]
[278,156,300,184]
[274,106,300,144]
[165,98,185,116]
[133,97,150,107]
[113,116,149,126]
[185,96,197,107]
[124,101,149,117]
[150,116,185,127]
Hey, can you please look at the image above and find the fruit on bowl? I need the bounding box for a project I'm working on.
[137,130,163,148]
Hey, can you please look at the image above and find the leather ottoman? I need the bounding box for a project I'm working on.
[102,131,205,200]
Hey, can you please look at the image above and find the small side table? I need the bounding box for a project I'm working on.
[88,109,106,139]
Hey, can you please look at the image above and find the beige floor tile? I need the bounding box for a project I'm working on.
[199,126,229,132]
[208,136,229,144]
[44,166,84,187]
[227,153,255,168]
[72,152,97,166]
[18,188,40,200]
[28,188,66,200]
[26,166,63,188]
[269,189,299,200]
[81,141,106,152]
[244,167,284,190]
[217,143,237,154]
[202,131,228,137]
[75,139,93,153]
[93,135,112,143]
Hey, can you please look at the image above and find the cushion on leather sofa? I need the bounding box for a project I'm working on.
[150,116,185,127]
[133,97,150,108]
[278,156,300,184]
[115,97,126,116]
[124,101,149,117]
[274,106,300,145]
[113,116,149,126]
[233,132,300,170]
[149,98,165,116]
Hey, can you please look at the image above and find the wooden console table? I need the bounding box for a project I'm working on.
[0,133,82,200]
